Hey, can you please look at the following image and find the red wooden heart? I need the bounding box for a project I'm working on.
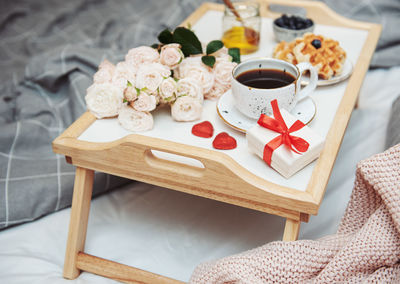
[212,132,237,150]
[192,121,214,138]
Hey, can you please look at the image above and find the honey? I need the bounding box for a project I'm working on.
[222,26,260,55]
[222,1,261,55]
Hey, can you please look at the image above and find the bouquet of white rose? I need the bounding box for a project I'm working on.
[85,27,240,132]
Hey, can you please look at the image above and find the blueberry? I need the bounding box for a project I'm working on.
[305,19,313,28]
[275,18,284,27]
[277,14,313,30]
[283,16,290,26]
[296,22,304,30]
[311,39,322,49]
[293,16,302,23]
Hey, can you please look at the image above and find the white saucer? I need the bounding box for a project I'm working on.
[216,90,316,133]
[302,59,353,87]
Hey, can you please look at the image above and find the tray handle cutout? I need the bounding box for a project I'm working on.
[144,149,205,178]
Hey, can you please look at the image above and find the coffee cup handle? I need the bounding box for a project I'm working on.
[296,62,318,101]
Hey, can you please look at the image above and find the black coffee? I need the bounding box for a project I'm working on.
[236,68,295,89]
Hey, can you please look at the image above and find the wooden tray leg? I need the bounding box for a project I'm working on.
[63,167,94,279]
[282,218,301,241]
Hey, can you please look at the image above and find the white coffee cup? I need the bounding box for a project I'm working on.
[231,58,318,119]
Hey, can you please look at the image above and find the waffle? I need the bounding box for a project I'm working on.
[273,33,346,80]
[273,41,298,65]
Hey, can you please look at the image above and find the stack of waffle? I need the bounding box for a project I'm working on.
[273,33,346,80]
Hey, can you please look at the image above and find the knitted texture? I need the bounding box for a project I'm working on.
[190,144,400,283]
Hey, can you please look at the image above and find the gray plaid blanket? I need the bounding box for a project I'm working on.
[0,0,398,229]
[0,0,213,229]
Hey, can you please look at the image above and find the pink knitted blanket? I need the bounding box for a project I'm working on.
[190,145,400,283]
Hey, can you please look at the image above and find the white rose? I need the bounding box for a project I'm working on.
[159,77,177,103]
[85,83,123,118]
[99,59,115,70]
[93,59,115,84]
[132,92,157,112]
[177,57,214,94]
[177,57,202,77]
[171,96,202,122]
[205,82,230,100]
[213,60,237,86]
[136,63,171,93]
[159,43,184,69]
[125,46,159,68]
[124,85,138,102]
[112,61,136,91]
[176,77,203,103]
[118,105,154,132]
[93,68,112,84]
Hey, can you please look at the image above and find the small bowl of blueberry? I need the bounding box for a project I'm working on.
[273,14,314,42]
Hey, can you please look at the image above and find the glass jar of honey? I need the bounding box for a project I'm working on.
[222,1,261,55]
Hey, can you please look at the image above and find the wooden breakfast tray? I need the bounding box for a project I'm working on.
[53,1,381,283]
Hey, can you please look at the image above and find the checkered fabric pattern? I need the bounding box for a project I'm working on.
[0,0,216,229]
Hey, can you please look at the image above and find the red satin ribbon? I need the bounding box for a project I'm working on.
[257,99,309,166]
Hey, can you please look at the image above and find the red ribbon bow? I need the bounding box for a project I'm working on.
[257,99,309,166]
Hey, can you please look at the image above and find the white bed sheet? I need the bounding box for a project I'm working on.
[1,66,399,283]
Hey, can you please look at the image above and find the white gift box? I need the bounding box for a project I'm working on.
[246,108,325,178]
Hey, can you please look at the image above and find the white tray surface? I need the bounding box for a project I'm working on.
[78,11,368,192]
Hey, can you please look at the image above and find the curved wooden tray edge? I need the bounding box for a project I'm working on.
[53,111,318,217]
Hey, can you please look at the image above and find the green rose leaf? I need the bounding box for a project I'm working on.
[172,27,202,57]
[127,81,133,87]
[228,47,241,63]
[206,40,224,55]
[158,29,173,44]
[201,55,216,68]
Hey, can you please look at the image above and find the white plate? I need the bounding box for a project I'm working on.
[302,59,353,86]
[216,90,316,133]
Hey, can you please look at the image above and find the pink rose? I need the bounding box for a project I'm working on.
[158,77,177,103]
[124,85,138,102]
[177,57,214,94]
[112,61,136,91]
[125,46,159,68]
[85,83,124,118]
[136,63,171,93]
[159,43,184,69]
[171,96,202,122]
[205,82,230,100]
[132,92,157,112]
[93,59,115,84]
[176,77,203,103]
[213,59,237,87]
[99,59,115,70]
[118,105,153,132]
